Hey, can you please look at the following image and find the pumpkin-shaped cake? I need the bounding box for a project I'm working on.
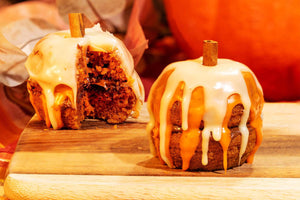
[147,41,264,171]
[26,24,144,130]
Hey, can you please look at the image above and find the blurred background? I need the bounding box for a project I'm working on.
[0,0,299,178]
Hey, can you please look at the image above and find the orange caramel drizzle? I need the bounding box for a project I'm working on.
[52,85,74,129]
[164,82,186,167]
[248,117,263,163]
[220,94,243,171]
[242,72,264,163]
[180,87,204,170]
[41,94,51,128]
[31,85,75,129]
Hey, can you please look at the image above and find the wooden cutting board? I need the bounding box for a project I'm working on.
[4,103,300,199]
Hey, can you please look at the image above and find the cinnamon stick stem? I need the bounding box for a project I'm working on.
[203,40,218,66]
[68,13,85,37]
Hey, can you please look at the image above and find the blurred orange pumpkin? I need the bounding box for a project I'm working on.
[164,0,300,101]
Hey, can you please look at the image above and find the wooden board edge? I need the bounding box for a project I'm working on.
[4,174,300,200]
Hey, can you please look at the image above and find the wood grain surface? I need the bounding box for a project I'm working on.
[4,102,300,199]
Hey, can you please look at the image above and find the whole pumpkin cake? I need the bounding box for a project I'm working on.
[147,41,264,171]
[26,24,144,130]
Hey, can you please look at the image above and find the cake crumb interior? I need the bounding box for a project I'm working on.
[83,48,137,123]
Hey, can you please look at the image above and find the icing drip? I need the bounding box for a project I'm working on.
[147,69,175,162]
[147,57,264,170]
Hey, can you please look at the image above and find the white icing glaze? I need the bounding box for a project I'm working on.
[147,57,262,167]
[26,24,144,129]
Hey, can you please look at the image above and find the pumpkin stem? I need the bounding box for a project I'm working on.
[203,40,218,66]
[68,13,85,37]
